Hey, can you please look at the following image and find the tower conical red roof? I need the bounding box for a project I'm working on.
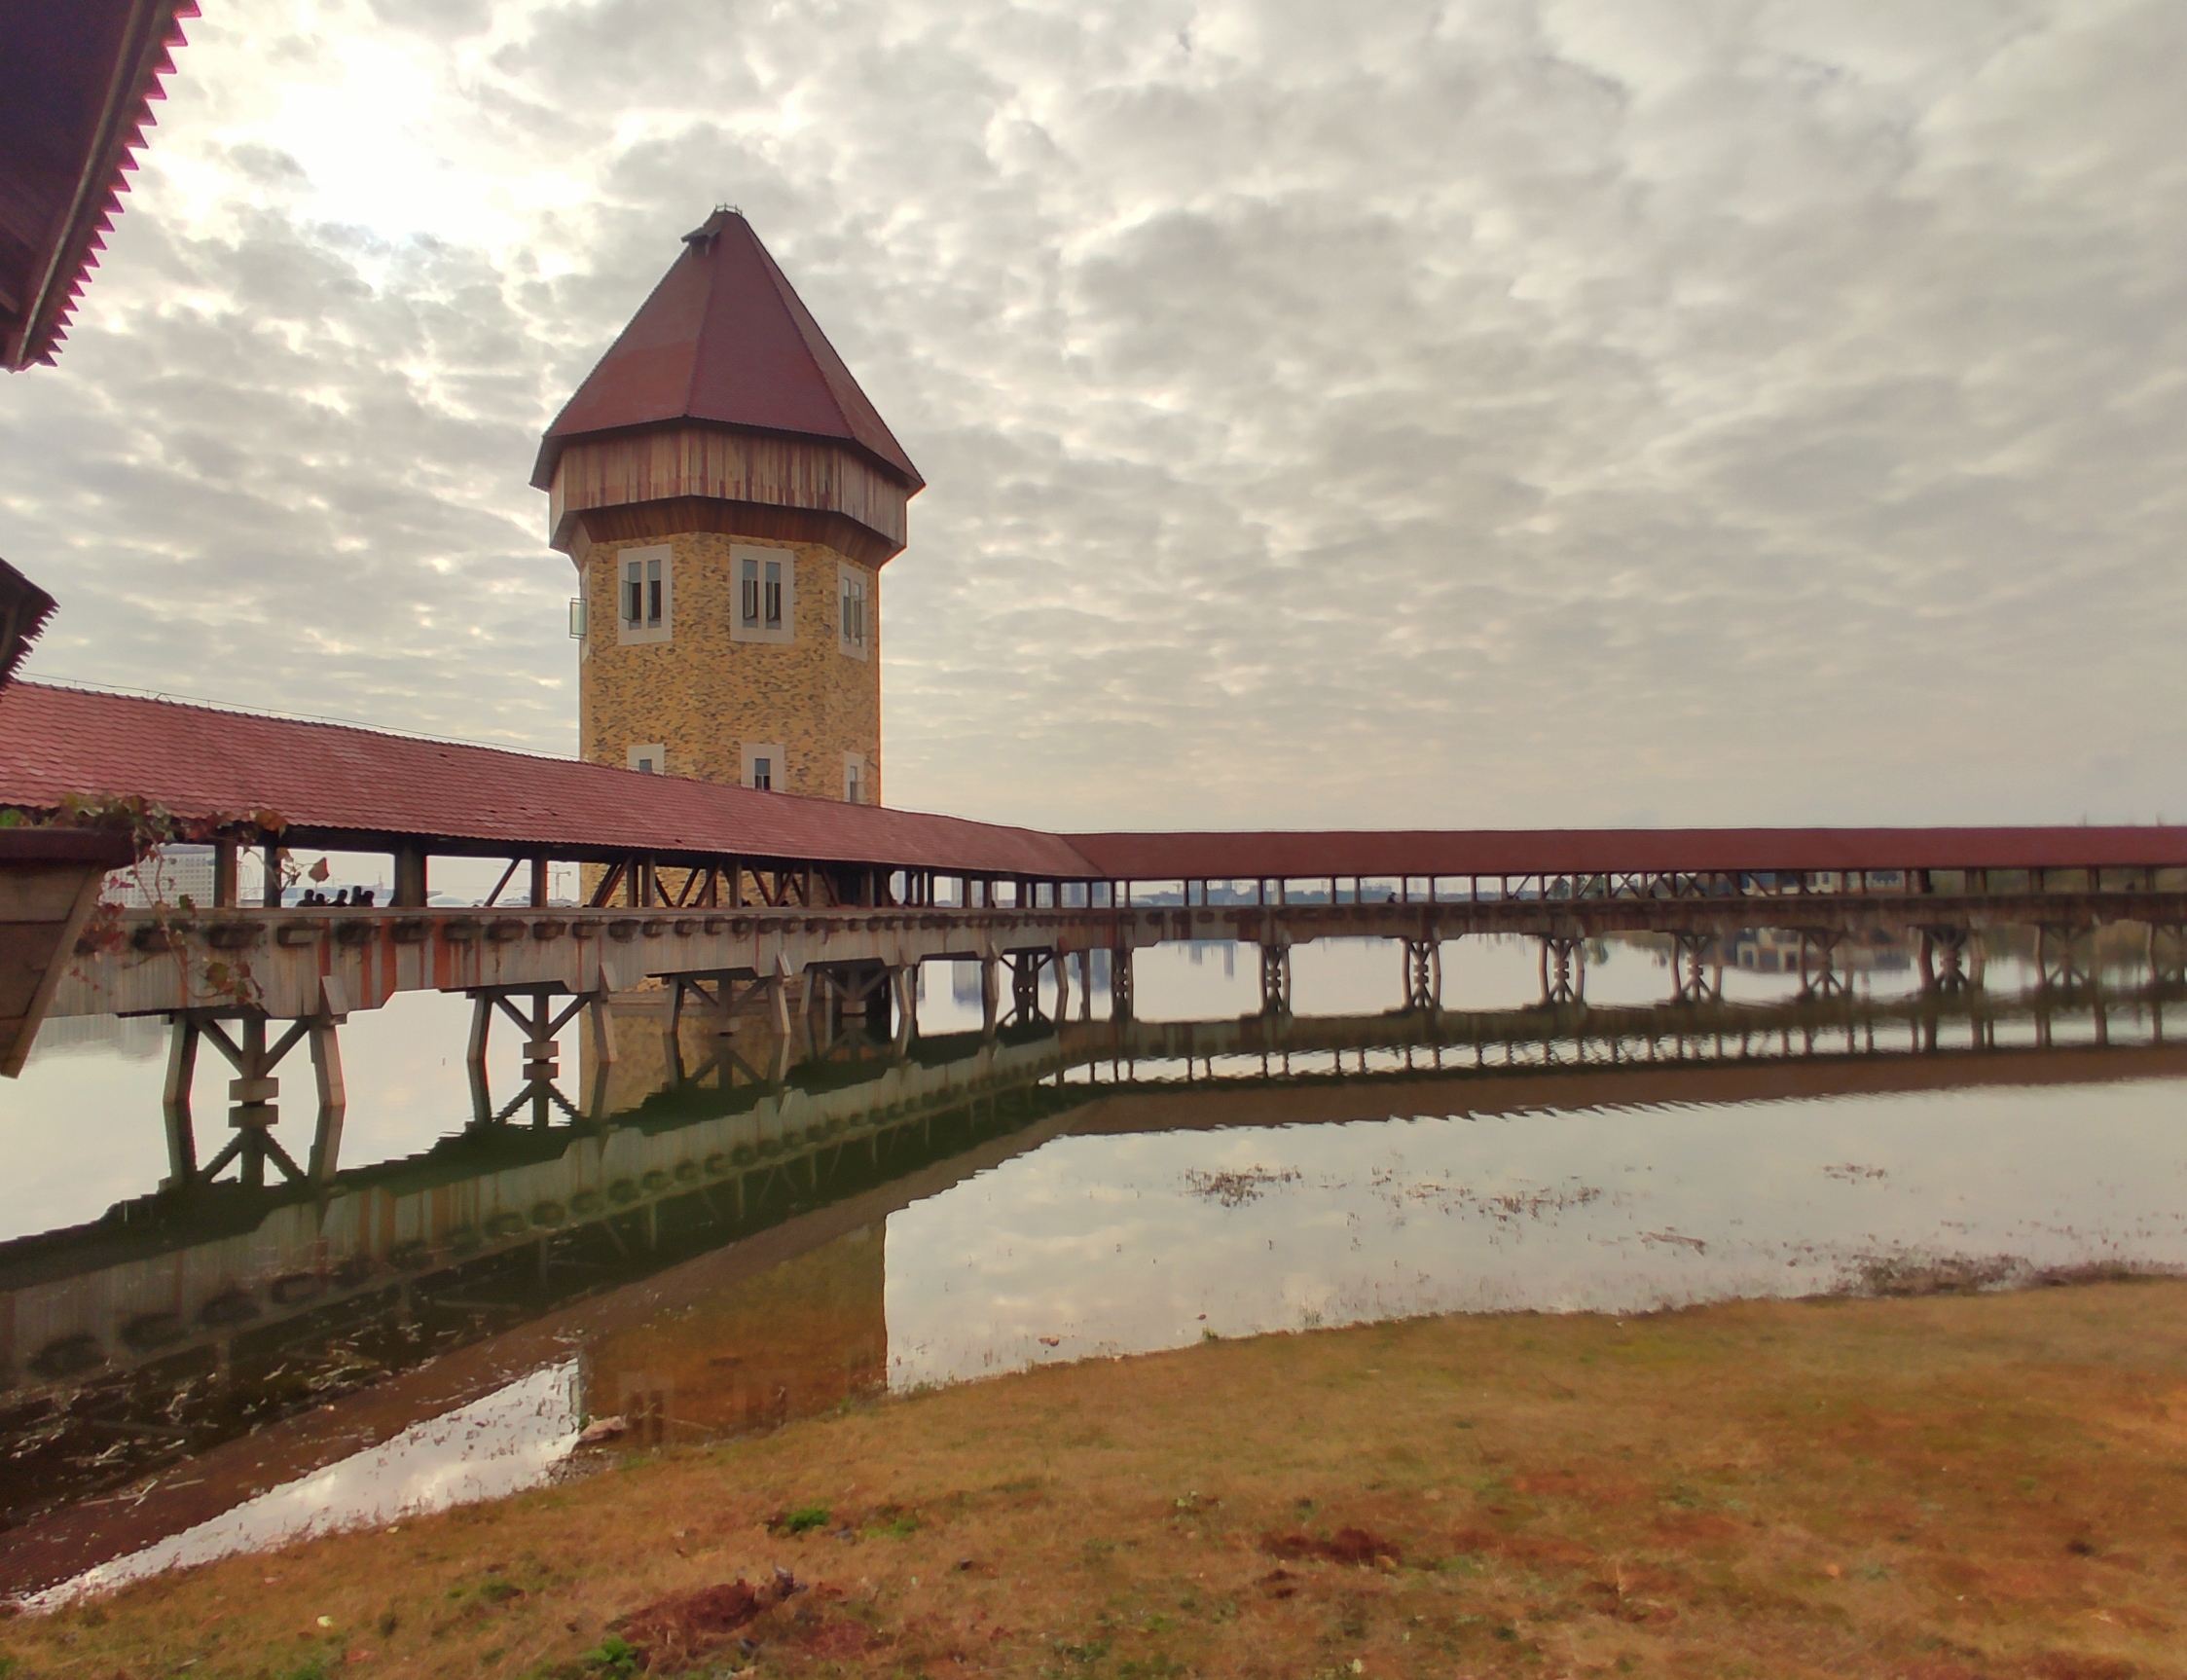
[531,209,922,492]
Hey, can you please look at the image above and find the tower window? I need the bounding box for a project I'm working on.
[838,565,869,660]
[742,742,786,791]
[843,751,867,804]
[730,545,795,644]
[627,743,666,775]
[615,544,672,644]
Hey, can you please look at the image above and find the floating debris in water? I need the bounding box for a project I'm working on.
[1182,1166,1301,1207]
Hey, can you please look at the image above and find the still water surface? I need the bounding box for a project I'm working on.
[2,932,2181,1603]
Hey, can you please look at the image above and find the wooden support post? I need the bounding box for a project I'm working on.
[530,857,550,907]
[1054,947,1071,1019]
[466,993,493,1124]
[262,839,284,908]
[162,1015,200,1188]
[392,843,428,908]
[589,990,618,1066]
[308,1019,346,1182]
[891,965,915,1055]
[213,838,238,908]
[980,954,1000,1037]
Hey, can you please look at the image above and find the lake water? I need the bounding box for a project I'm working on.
[2,930,2181,1604]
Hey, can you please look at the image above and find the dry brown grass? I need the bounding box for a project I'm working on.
[7,1280,2187,1679]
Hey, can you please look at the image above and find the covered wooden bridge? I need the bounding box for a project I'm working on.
[4,679,2186,1190]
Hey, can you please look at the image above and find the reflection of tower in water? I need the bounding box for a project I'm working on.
[577,1224,886,1445]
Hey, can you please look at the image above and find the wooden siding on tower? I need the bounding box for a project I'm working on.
[550,426,909,555]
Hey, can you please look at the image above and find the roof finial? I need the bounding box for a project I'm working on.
[684,205,737,249]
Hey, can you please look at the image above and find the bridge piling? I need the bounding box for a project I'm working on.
[1541,936,1587,1005]
[1670,933,1720,1003]
[1797,931,1846,1000]
[184,1014,315,1188]
[1402,938,1440,1013]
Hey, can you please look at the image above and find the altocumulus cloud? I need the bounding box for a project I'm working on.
[0,0,2181,831]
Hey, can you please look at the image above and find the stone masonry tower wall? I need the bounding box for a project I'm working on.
[534,210,922,804]
[574,528,879,800]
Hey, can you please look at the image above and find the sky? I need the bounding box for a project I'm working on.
[2,0,2182,832]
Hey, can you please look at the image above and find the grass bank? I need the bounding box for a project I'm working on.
[7,1280,2186,1679]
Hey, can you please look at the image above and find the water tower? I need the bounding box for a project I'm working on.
[534,209,923,803]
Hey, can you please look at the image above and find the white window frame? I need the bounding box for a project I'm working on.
[742,742,786,792]
[837,563,870,660]
[628,744,667,775]
[843,750,867,805]
[730,544,795,645]
[616,544,673,645]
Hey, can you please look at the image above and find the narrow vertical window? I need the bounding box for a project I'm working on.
[616,546,672,645]
[837,565,870,660]
[843,751,867,804]
[730,547,793,644]
[753,756,772,791]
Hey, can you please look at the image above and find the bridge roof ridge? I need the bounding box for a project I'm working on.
[1060,825,2187,878]
[0,681,1093,875]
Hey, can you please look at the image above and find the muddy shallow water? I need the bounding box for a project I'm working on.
[2,932,2181,1603]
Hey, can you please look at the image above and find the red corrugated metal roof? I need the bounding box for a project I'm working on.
[0,1,199,372]
[0,683,1094,876]
[531,209,923,492]
[1064,825,2187,879]
[5,684,2181,881]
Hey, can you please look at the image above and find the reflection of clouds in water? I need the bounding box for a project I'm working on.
[32,1363,579,1609]
[885,1078,2187,1390]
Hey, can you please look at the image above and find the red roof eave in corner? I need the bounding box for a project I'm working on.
[1,1,200,373]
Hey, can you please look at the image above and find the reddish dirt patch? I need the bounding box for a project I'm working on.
[1447,1527,1598,1569]
[1652,1511,1744,1543]
[2030,1656,2137,1680]
[619,1571,800,1670]
[1258,1566,1298,1600]
[1258,1526,1402,1567]
[1512,1468,1644,1504]
[775,1610,879,1661]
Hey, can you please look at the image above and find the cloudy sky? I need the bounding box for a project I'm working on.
[2,0,2181,832]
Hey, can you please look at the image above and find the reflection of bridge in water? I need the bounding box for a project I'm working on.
[3,975,2183,1593]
